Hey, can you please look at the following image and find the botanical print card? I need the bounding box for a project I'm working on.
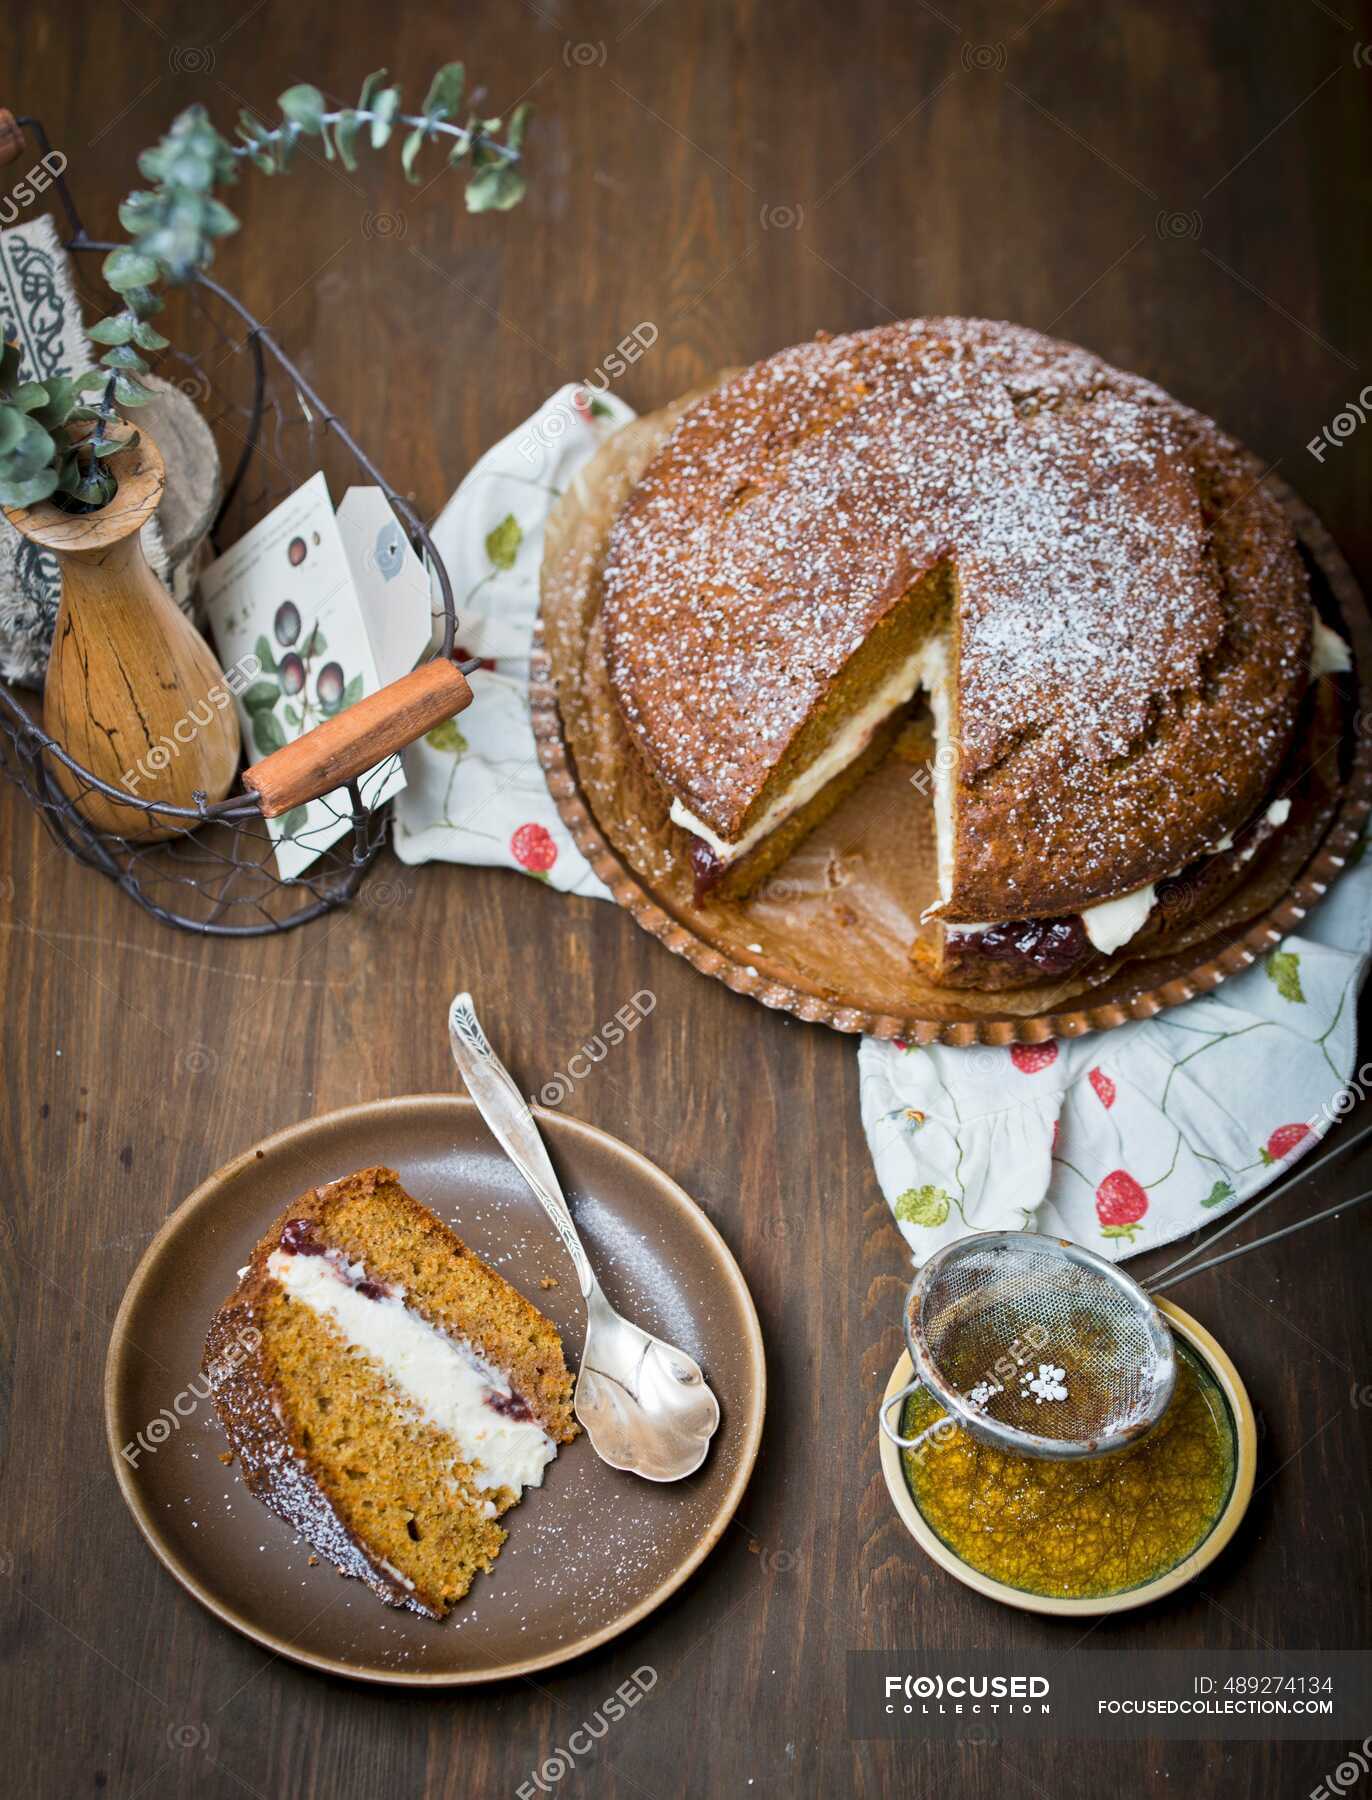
[334,485,432,687]
[199,470,404,881]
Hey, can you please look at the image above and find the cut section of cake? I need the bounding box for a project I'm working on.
[204,1166,578,1618]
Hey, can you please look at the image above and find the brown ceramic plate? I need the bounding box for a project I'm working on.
[534,407,1372,1046]
[104,1096,765,1686]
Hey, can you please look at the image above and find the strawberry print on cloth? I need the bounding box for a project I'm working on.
[860,851,1372,1263]
[392,385,630,897]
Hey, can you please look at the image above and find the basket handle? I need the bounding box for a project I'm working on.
[243,656,472,818]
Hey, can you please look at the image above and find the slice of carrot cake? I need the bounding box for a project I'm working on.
[204,1166,578,1618]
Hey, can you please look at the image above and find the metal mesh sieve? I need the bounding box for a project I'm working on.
[889,1232,1177,1460]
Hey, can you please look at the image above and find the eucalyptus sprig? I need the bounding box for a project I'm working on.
[0,64,530,513]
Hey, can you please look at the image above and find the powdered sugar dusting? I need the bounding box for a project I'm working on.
[603,318,1310,916]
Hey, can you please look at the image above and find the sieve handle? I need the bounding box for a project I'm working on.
[880,1380,951,1454]
[1148,1181,1372,1292]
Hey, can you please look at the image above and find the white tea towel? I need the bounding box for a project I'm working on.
[392,385,625,896]
[861,859,1372,1262]
[393,388,1369,1261]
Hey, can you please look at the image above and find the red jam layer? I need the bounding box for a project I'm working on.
[946,914,1090,976]
[276,1218,387,1300]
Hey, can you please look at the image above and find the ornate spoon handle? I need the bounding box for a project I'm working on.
[448,992,595,1297]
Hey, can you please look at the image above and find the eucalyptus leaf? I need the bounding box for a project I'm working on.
[467,123,498,171]
[31,377,80,431]
[0,409,25,455]
[465,161,525,213]
[0,465,60,507]
[370,87,401,148]
[102,246,160,291]
[131,318,171,351]
[87,314,136,347]
[58,460,116,507]
[139,213,208,276]
[235,114,276,170]
[92,432,137,459]
[121,285,164,318]
[6,416,56,476]
[99,344,150,373]
[117,191,159,234]
[358,70,388,111]
[202,197,240,238]
[401,123,427,183]
[167,147,216,191]
[334,109,361,170]
[423,62,465,121]
[278,84,327,133]
[112,373,154,407]
[10,382,49,413]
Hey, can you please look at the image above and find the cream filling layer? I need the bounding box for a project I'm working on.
[670,642,936,864]
[949,798,1296,954]
[920,634,956,904]
[670,611,1335,942]
[1080,883,1159,956]
[266,1248,557,1495]
[1076,795,1294,951]
[1311,613,1352,678]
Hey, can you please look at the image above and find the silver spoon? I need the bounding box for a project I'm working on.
[448,992,721,1482]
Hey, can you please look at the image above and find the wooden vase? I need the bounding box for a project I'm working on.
[5,426,242,841]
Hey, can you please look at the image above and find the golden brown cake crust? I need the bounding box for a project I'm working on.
[602,319,1311,920]
[916,681,1341,988]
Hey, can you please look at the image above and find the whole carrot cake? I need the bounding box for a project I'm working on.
[600,318,1349,989]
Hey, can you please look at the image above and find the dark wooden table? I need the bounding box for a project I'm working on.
[5,1,1371,1794]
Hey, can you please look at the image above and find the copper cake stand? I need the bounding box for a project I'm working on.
[532,422,1371,1046]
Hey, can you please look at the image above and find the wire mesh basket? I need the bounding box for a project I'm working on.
[0,113,476,935]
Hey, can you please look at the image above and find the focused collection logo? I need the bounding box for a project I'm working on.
[883,1673,1052,1716]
